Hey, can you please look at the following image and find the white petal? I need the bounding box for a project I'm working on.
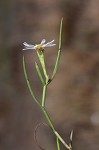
[44,40,56,47]
[44,44,56,47]
[23,42,36,50]
[23,42,35,47]
[40,39,46,45]
[23,48,32,50]
[46,40,55,45]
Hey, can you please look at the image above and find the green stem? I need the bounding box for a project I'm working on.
[42,107,70,150]
[57,137,61,150]
[42,107,55,131]
[42,85,47,107]
[55,131,70,149]
[35,62,45,85]
[37,51,48,80]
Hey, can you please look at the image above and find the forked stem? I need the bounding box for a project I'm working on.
[23,19,72,150]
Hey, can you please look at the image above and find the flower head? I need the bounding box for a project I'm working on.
[23,39,56,51]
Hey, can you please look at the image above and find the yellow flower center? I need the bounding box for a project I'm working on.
[36,44,44,51]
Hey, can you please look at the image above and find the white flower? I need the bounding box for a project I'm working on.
[23,39,56,51]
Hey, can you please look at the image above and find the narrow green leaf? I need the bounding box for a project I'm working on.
[23,56,41,107]
[57,137,61,150]
[37,51,48,81]
[35,62,45,85]
[69,130,73,150]
[51,18,63,80]
[59,18,63,52]
[70,130,73,142]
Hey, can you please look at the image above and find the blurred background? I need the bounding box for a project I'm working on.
[0,0,99,149]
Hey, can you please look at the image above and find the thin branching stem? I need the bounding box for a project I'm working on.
[23,19,72,150]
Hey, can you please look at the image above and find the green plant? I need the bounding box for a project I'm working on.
[23,19,73,150]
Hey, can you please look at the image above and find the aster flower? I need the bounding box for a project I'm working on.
[23,39,56,51]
